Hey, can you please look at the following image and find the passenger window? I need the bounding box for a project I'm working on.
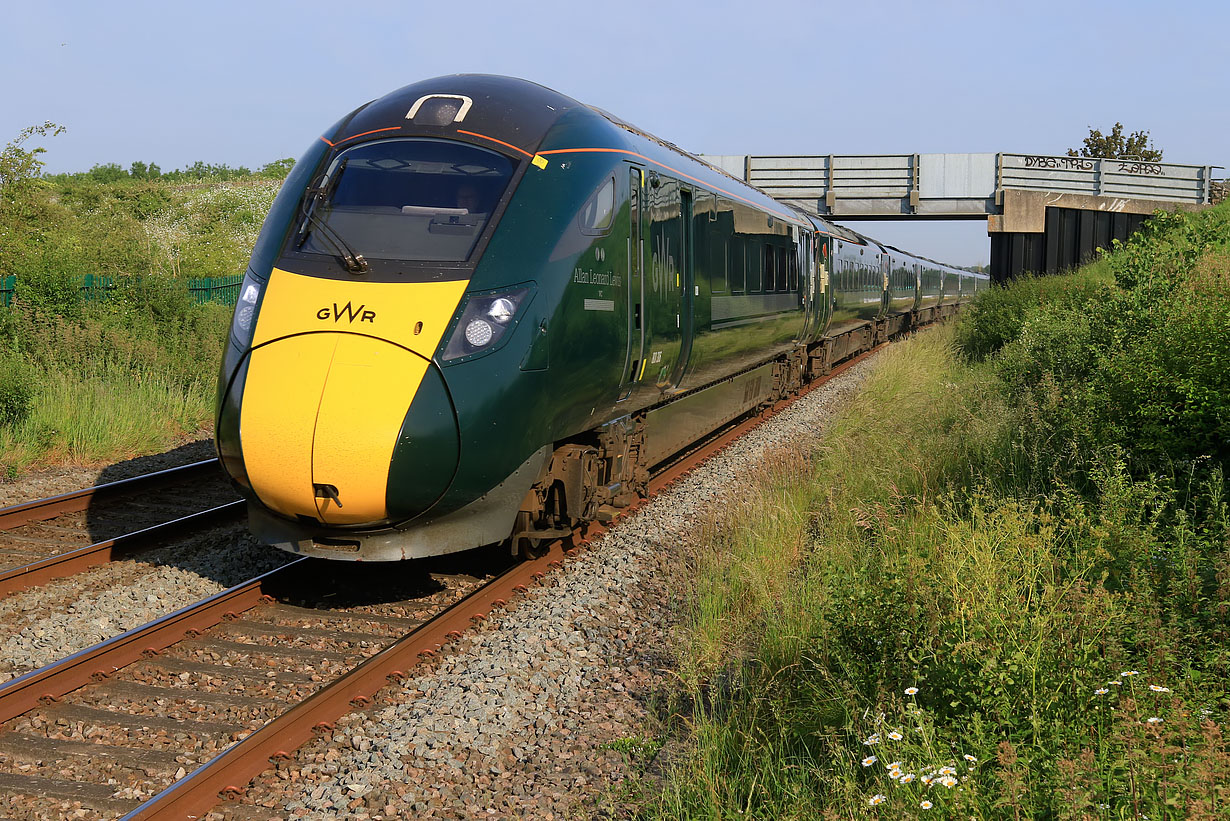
[579,176,616,235]
[747,244,762,292]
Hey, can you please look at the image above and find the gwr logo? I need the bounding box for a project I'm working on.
[317,302,376,323]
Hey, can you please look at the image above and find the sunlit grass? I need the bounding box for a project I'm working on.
[650,323,1230,819]
[0,369,214,471]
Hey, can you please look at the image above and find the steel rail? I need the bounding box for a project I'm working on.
[0,557,307,725]
[0,459,223,530]
[0,500,246,597]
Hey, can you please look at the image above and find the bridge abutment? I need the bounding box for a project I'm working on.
[986,189,1170,282]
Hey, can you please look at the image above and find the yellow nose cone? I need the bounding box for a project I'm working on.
[241,333,431,524]
[237,268,469,526]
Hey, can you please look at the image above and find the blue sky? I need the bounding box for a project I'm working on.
[3,0,1225,266]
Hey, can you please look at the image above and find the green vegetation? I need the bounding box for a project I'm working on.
[650,201,1230,819]
[0,124,293,470]
[1068,122,1164,162]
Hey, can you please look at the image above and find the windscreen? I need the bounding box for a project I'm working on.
[296,138,515,264]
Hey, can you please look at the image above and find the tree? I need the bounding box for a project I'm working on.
[129,160,161,180]
[1067,123,1163,162]
[259,158,295,179]
[0,122,65,190]
[88,163,127,183]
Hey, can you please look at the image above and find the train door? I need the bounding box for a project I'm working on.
[798,232,813,341]
[645,173,684,390]
[880,253,891,315]
[816,236,832,335]
[618,165,646,401]
[668,188,694,387]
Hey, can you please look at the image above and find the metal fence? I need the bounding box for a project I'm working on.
[0,274,244,308]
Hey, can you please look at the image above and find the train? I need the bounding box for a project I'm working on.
[214,74,988,561]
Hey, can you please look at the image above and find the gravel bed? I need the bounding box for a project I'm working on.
[219,356,879,820]
[0,526,291,681]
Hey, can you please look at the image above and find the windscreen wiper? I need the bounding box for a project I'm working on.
[294,163,369,274]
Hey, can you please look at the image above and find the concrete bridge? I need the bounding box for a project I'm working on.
[701,153,1222,282]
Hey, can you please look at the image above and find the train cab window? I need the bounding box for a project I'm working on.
[579,176,616,235]
[292,138,515,264]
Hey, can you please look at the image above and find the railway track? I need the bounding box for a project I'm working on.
[0,346,881,820]
[0,460,243,596]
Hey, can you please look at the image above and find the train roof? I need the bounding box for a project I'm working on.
[325,74,582,157]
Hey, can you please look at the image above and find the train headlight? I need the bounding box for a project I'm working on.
[464,318,494,347]
[487,297,516,324]
[229,272,263,348]
[441,285,532,362]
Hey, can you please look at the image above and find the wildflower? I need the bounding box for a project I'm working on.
[868,794,887,807]
[938,766,956,777]
[899,773,916,784]
[938,775,958,788]
[864,733,881,745]
[905,686,919,696]
[888,730,903,741]
[1108,680,1121,686]
[1149,685,1171,693]
[862,756,877,767]
[1094,688,1109,695]
[963,754,977,764]
[921,775,933,786]
[887,761,903,770]
[920,800,933,809]
[1146,717,1163,724]
[1121,670,1140,678]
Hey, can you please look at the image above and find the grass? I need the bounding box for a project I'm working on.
[645,202,1230,819]
[0,149,280,471]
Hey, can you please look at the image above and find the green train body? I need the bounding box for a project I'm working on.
[214,75,987,561]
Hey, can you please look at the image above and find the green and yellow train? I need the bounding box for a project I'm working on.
[215,75,987,561]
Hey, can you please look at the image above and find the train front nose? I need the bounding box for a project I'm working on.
[239,332,459,525]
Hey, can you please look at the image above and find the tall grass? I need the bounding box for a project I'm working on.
[0,159,277,471]
[0,288,231,472]
[651,202,1230,819]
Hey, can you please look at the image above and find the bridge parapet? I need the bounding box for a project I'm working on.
[701,152,1218,219]
[998,154,1213,205]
